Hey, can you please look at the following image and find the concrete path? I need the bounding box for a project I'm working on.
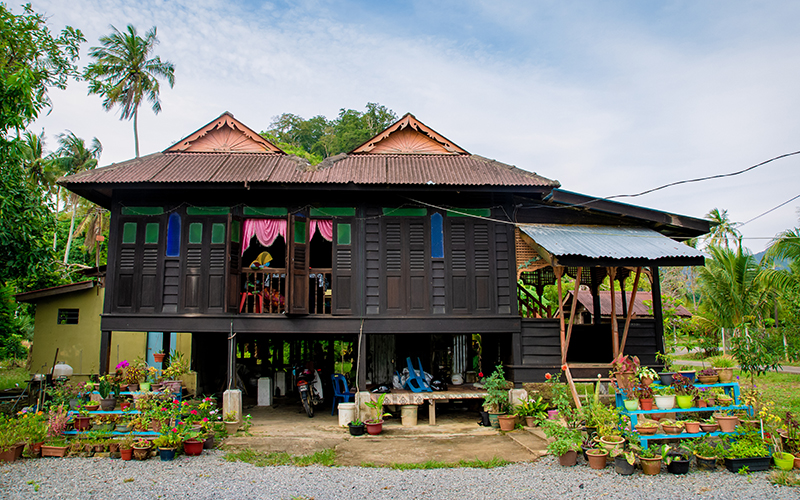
[224,399,548,466]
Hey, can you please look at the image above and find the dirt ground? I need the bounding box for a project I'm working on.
[223,397,548,466]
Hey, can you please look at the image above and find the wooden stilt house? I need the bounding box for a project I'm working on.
[59,112,708,396]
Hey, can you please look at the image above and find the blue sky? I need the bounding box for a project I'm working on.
[25,0,800,251]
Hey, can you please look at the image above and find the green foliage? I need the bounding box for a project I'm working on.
[514,394,548,419]
[720,430,770,459]
[262,103,398,161]
[0,360,29,389]
[731,332,783,384]
[482,364,510,413]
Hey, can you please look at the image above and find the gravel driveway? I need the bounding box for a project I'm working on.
[0,451,796,500]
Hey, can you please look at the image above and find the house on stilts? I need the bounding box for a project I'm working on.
[57,111,709,407]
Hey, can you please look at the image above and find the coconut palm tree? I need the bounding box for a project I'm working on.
[84,25,175,158]
[71,204,109,268]
[703,208,741,249]
[52,132,102,264]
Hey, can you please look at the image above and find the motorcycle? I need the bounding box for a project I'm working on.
[295,363,324,418]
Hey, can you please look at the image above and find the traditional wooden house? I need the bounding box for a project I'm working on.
[59,112,708,398]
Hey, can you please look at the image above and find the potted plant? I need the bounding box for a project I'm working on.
[671,374,698,409]
[631,382,654,411]
[687,435,720,470]
[708,354,736,383]
[697,367,719,384]
[153,349,167,363]
[716,392,734,406]
[183,427,204,457]
[348,419,366,436]
[634,419,659,436]
[40,405,70,457]
[482,365,510,428]
[615,450,636,475]
[700,417,719,433]
[655,351,676,385]
[637,443,670,475]
[714,411,739,432]
[546,427,582,466]
[653,385,675,410]
[720,430,771,472]
[682,418,701,434]
[610,354,640,389]
[665,448,691,475]
[153,428,182,461]
[659,419,684,435]
[132,438,152,460]
[636,365,658,386]
[622,394,638,411]
[73,403,92,431]
[364,393,391,435]
[41,436,69,457]
[586,447,609,469]
[124,358,147,392]
[223,411,239,435]
[515,395,547,427]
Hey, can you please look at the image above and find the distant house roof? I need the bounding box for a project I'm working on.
[15,281,98,303]
[568,290,692,318]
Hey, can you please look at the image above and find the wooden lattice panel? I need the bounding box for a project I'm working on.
[516,227,546,278]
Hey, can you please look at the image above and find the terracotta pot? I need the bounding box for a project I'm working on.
[635,425,658,435]
[29,441,43,457]
[640,377,654,387]
[614,371,636,390]
[127,383,140,392]
[498,415,516,432]
[224,420,239,435]
[716,415,739,432]
[525,416,535,427]
[153,353,167,363]
[639,456,662,475]
[120,448,133,461]
[120,401,132,411]
[700,422,719,432]
[558,450,577,466]
[684,421,701,434]
[184,438,203,456]
[73,415,91,431]
[132,445,151,460]
[586,449,608,469]
[698,375,719,384]
[794,454,800,469]
[41,445,68,458]
[84,403,99,411]
[365,420,384,435]
[639,398,653,411]
[599,435,625,456]
[716,367,734,383]
[662,424,682,435]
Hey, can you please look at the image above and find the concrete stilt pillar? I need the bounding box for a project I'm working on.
[223,389,243,423]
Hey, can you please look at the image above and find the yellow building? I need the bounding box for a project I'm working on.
[16,280,191,382]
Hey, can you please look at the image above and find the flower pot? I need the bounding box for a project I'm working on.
[667,457,691,474]
[546,409,559,420]
[774,452,795,471]
[498,415,516,431]
[639,398,653,411]
[700,422,719,432]
[84,403,99,411]
[640,376,654,387]
[635,425,658,435]
[698,375,719,384]
[127,383,140,392]
[203,434,215,449]
[586,449,608,469]
[139,382,151,392]
[623,399,638,411]
[676,395,693,409]
[679,371,696,382]
[348,422,366,436]
[184,438,203,456]
[224,421,239,435]
[100,397,116,411]
[658,372,675,386]
[716,367,733,383]
[133,445,151,461]
[488,412,503,428]
[698,400,708,408]
[683,421,701,434]
[158,447,176,461]
[525,416,535,427]
[0,444,24,462]
[153,353,167,363]
[41,445,68,458]
[724,456,770,473]
[614,371,636,390]
[716,415,739,432]
[599,435,625,456]
[639,456,662,475]
[615,455,635,475]
[654,394,675,410]
[120,401,132,411]
[662,424,682,435]
[73,415,91,431]
[120,448,133,460]
[365,420,384,435]
[28,441,43,457]
[696,454,717,470]
[716,396,734,406]
[558,450,577,466]
[116,423,132,433]
[794,454,800,469]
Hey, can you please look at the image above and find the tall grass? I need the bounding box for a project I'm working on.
[0,361,28,390]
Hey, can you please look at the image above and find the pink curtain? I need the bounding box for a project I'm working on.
[241,219,287,255]
[309,220,333,242]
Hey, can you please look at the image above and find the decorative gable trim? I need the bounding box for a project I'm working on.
[351,113,468,155]
[166,112,283,153]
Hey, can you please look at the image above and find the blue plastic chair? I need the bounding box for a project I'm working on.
[331,373,354,415]
[404,357,432,393]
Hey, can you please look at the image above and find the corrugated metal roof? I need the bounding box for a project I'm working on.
[569,290,692,317]
[518,224,703,260]
[61,151,558,188]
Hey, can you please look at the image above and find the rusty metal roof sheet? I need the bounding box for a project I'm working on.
[519,224,704,261]
[61,151,558,188]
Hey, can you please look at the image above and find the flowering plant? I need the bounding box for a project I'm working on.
[146,366,160,383]
[46,405,70,438]
[123,358,147,384]
[17,407,48,443]
[670,374,698,397]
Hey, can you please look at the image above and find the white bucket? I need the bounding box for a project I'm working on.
[338,403,356,427]
[401,405,418,426]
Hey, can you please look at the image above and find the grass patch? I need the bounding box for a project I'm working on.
[740,370,800,415]
[224,448,336,467]
[769,470,800,487]
[0,361,28,390]
[361,457,510,469]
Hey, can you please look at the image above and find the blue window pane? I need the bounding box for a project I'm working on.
[166,212,181,257]
[431,213,444,258]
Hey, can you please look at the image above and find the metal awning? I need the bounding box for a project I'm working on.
[518,224,705,267]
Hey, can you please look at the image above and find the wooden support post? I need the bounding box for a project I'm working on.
[227,327,237,391]
[563,267,582,364]
[555,267,566,362]
[650,267,666,356]
[564,364,582,410]
[619,267,642,355]
[608,267,618,358]
[99,331,111,375]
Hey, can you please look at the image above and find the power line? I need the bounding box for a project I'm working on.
[736,194,800,229]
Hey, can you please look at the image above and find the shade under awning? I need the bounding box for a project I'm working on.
[518,224,705,267]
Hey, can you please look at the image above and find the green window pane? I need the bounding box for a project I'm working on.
[186,206,230,215]
[294,220,306,244]
[231,220,241,243]
[243,207,288,216]
[121,206,163,215]
[145,223,160,244]
[337,223,351,245]
[310,207,356,217]
[211,223,225,244]
[189,223,203,244]
[382,207,427,216]
[122,222,137,244]
[446,208,492,217]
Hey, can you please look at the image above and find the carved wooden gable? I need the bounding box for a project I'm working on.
[351,113,468,155]
[166,112,282,153]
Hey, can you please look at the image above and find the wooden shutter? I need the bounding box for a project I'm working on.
[114,216,162,313]
[288,214,309,314]
[408,220,428,312]
[446,219,495,314]
[332,218,354,315]
[383,220,403,313]
[226,215,243,313]
[448,220,469,313]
